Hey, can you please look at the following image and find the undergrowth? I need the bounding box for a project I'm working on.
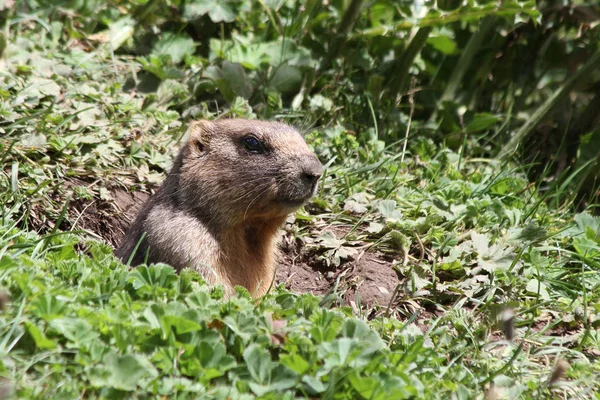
[0,1,599,399]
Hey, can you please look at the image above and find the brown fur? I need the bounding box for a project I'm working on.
[115,119,323,297]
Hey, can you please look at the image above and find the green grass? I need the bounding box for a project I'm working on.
[1,1,600,399]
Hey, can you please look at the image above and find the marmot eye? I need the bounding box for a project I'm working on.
[241,136,264,153]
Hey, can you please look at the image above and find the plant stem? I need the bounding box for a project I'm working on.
[321,0,364,70]
[387,27,432,101]
[441,16,497,104]
[500,48,600,158]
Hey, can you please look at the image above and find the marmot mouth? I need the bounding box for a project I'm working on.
[275,193,314,208]
[275,181,318,208]
[277,198,308,208]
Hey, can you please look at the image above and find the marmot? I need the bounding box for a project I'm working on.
[115,119,323,296]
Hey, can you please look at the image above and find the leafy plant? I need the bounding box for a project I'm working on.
[1,0,599,398]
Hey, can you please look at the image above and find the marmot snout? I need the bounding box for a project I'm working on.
[115,119,323,297]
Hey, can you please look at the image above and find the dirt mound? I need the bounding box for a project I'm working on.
[276,249,402,311]
[343,254,402,308]
[71,189,149,247]
[71,186,403,312]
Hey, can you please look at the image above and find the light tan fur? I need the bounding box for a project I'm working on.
[115,119,323,297]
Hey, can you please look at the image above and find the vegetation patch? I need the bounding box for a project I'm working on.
[1,0,599,398]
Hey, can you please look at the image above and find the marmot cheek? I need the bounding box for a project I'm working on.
[264,182,279,201]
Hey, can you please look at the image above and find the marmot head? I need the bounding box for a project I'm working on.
[176,119,323,226]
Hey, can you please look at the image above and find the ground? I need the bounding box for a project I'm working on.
[73,182,404,311]
[2,1,600,397]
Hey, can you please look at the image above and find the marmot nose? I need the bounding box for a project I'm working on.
[300,156,323,185]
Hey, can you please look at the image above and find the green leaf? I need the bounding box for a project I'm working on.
[573,237,600,259]
[575,213,600,236]
[203,63,253,102]
[20,133,47,148]
[200,342,236,371]
[302,375,327,393]
[367,222,385,233]
[378,200,403,222]
[267,364,298,391]
[25,321,57,350]
[471,232,490,254]
[427,35,457,55]
[310,310,343,343]
[90,354,158,391]
[184,0,237,23]
[525,279,550,300]
[152,33,196,64]
[129,264,178,292]
[309,94,333,112]
[157,377,205,394]
[280,353,310,375]
[221,61,252,99]
[31,293,67,321]
[506,222,547,245]
[267,64,303,93]
[318,338,355,367]
[211,37,314,69]
[575,128,600,172]
[342,319,379,343]
[465,113,501,133]
[107,17,135,51]
[334,245,359,264]
[162,315,202,334]
[316,231,345,249]
[26,77,61,98]
[348,371,383,399]
[243,344,272,385]
[49,318,99,348]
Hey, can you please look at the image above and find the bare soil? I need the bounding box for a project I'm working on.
[71,187,150,247]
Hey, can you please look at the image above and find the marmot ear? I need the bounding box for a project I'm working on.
[187,120,215,154]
